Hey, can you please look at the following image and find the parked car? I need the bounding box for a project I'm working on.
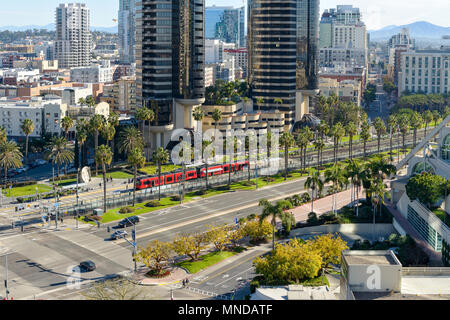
[110,230,127,240]
[117,216,140,228]
[79,260,96,272]
[32,159,47,167]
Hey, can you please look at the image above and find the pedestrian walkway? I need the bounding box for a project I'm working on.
[288,189,353,222]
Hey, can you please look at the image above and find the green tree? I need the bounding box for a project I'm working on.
[152,147,169,201]
[373,117,386,154]
[61,116,74,140]
[423,110,433,136]
[305,169,324,213]
[255,98,264,113]
[90,114,106,176]
[324,164,347,215]
[95,144,113,213]
[128,148,146,206]
[409,111,423,147]
[212,108,223,132]
[307,234,349,269]
[0,127,6,144]
[296,127,313,174]
[45,136,74,178]
[0,140,23,183]
[345,160,365,216]
[280,131,295,180]
[406,173,448,209]
[20,119,34,162]
[259,199,293,250]
[330,122,345,164]
[136,107,155,161]
[387,115,397,162]
[313,138,325,169]
[118,126,144,154]
[360,121,371,160]
[345,121,358,160]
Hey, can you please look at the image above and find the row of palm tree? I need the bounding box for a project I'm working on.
[303,155,396,218]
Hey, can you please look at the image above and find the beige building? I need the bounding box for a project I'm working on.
[201,100,286,133]
[100,76,136,114]
[319,77,362,106]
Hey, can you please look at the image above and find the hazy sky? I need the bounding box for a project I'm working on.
[0,0,449,30]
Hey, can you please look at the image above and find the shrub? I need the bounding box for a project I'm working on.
[247,214,257,221]
[307,212,319,225]
[241,181,255,187]
[301,193,311,203]
[119,207,135,214]
[262,177,275,183]
[170,195,181,201]
[145,200,161,207]
[194,190,207,196]
[250,279,260,293]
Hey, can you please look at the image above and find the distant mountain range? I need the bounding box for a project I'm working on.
[0,23,117,33]
[369,21,450,40]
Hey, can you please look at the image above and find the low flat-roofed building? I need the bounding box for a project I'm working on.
[251,285,337,300]
[319,77,362,106]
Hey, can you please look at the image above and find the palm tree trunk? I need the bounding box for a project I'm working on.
[363,141,367,159]
[284,147,288,180]
[4,167,7,185]
[133,166,137,206]
[228,163,231,187]
[377,136,381,154]
[25,134,29,163]
[103,163,107,213]
[272,222,275,250]
[205,162,209,190]
[317,148,320,169]
[95,131,99,176]
[158,163,161,201]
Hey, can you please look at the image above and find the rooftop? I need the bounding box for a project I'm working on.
[343,250,402,266]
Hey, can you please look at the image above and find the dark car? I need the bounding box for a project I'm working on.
[117,216,140,228]
[79,260,96,272]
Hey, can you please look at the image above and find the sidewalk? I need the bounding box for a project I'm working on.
[288,189,353,222]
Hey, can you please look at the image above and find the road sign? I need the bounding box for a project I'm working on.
[54,203,60,208]
[131,242,136,247]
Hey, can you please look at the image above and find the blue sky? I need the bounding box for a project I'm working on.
[0,0,449,30]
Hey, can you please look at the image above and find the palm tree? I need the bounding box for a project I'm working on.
[324,164,347,215]
[90,114,105,176]
[76,119,89,167]
[280,131,294,180]
[387,115,397,162]
[367,155,396,181]
[305,169,323,214]
[136,107,155,161]
[273,98,283,109]
[345,160,365,216]
[128,148,145,206]
[409,111,423,147]
[45,136,74,178]
[152,147,169,201]
[20,119,34,162]
[423,110,433,136]
[397,113,410,153]
[313,138,325,169]
[86,96,95,115]
[373,117,386,154]
[77,130,87,168]
[258,199,292,250]
[95,144,113,213]
[107,111,120,159]
[255,98,264,113]
[318,122,329,140]
[367,179,388,220]
[193,106,204,133]
[118,126,144,155]
[0,127,6,144]
[202,140,212,190]
[330,122,345,164]
[78,97,86,107]
[296,127,313,173]
[345,121,357,160]
[101,123,116,168]
[0,140,23,184]
[212,108,223,132]
[360,121,371,160]
[432,109,441,128]
[61,116,74,140]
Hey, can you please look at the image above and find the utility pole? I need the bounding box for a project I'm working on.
[53,166,58,229]
[5,254,9,300]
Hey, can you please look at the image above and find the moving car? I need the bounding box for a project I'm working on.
[79,260,96,272]
[110,230,127,240]
[117,216,140,228]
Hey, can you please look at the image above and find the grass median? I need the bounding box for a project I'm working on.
[6,184,52,197]
[176,251,237,274]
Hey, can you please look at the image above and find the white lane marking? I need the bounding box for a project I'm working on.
[214,267,254,287]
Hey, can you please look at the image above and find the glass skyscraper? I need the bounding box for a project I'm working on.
[205,6,245,47]
[248,0,319,127]
[119,0,136,64]
[136,0,205,151]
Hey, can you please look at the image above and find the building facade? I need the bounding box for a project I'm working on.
[70,60,114,83]
[205,6,245,47]
[119,0,136,64]
[248,0,319,129]
[100,76,136,114]
[54,3,92,68]
[136,0,205,151]
[398,49,450,96]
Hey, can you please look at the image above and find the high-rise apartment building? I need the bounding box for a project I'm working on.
[136,0,205,151]
[248,0,319,128]
[205,6,245,47]
[119,0,136,64]
[319,5,367,69]
[54,3,91,68]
